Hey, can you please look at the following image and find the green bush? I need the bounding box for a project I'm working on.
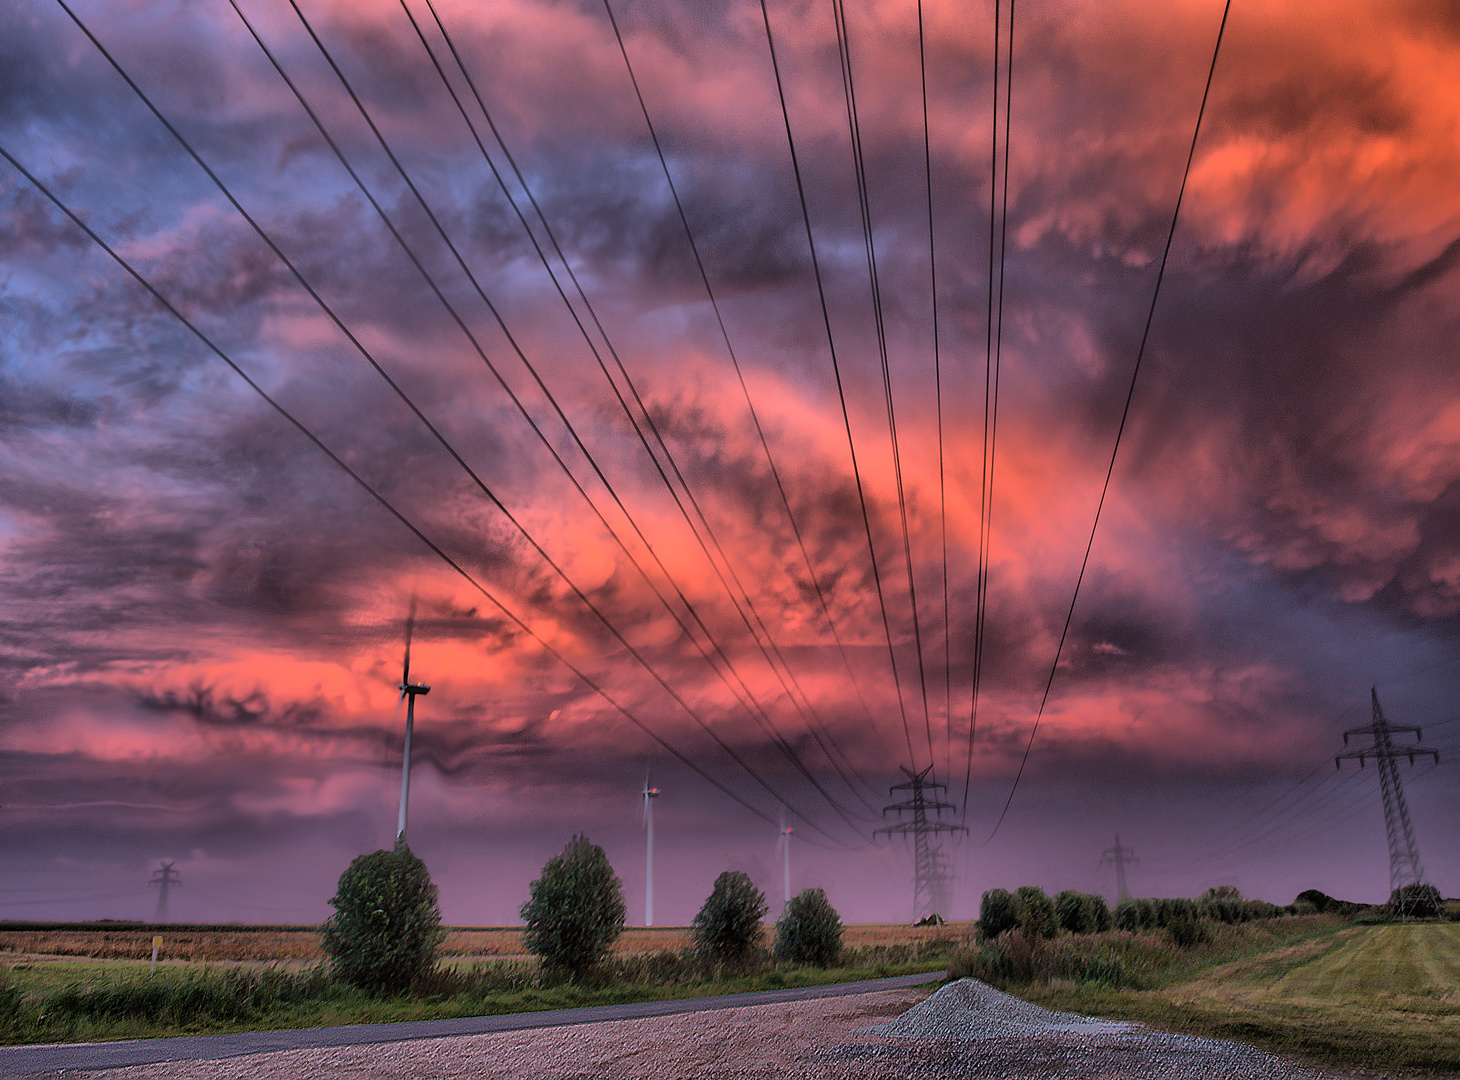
[693,871,768,966]
[774,887,843,967]
[979,888,1020,938]
[322,844,444,995]
[1016,886,1059,939]
[1055,891,1111,934]
[1389,882,1443,919]
[520,834,626,979]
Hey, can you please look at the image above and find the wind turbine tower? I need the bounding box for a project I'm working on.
[642,776,660,925]
[779,823,793,909]
[396,607,430,846]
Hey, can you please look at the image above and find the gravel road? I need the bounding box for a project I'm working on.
[30,979,1394,1080]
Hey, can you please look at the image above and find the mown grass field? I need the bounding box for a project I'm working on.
[1018,921,1460,1073]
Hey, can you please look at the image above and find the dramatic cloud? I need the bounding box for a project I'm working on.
[2,0,1457,924]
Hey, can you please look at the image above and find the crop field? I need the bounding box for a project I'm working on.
[0,919,959,1046]
[0,920,971,964]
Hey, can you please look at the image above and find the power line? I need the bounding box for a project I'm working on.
[960,0,1013,831]
[219,0,870,841]
[0,139,854,849]
[412,0,885,813]
[588,0,892,800]
[758,0,919,773]
[982,0,1234,843]
[52,0,858,847]
[915,0,953,785]
[830,0,937,775]
[375,0,879,828]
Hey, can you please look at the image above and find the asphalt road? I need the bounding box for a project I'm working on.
[2,970,944,1075]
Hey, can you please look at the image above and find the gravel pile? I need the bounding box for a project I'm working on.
[844,978,1340,1079]
[868,978,1134,1039]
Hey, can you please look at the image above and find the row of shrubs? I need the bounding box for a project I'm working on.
[325,835,848,996]
[979,884,1299,949]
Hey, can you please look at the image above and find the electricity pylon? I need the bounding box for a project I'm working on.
[875,766,967,922]
[150,861,181,922]
[1336,688,1439,918]
[396,606,430,846]
[642,775,660,926]
[1100,834,1137,902]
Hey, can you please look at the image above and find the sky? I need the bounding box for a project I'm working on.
[2,0,1459,928]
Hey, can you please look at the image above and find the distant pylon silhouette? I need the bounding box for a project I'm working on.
[1100,834,1137,903]
[1336,688,1439,918]
[150,861,181,922]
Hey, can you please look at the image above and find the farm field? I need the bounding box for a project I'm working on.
[0,920,972,964]
[0,919,958,1046]
[1024,922,1460,1073]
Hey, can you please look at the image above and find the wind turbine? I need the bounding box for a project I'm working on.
[778,814,793,910]
[642,772,660,926]
[396,603,430,846]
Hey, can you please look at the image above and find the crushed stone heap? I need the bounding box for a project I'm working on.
[868,978,1138,1040]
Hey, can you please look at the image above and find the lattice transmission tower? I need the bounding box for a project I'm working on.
[1336,688,1439,919]
[1100,834,1138,903]
[876,766,967,922]
[150,861,181,922]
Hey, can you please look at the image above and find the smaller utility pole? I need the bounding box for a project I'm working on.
[1100,834,1137,903]
[150,861,181,922]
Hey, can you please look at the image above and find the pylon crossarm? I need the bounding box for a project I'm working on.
[888,780,948,793]
[883,798,958,814]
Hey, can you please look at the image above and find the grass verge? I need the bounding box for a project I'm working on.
[951,917,1460,1074]
[0,950,946,1047]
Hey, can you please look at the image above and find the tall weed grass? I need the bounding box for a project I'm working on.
[949,917,1333,992]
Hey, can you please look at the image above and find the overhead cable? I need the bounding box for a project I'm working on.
[983,0,1234,844]
[758,0,920,772]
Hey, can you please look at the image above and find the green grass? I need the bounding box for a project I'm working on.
[0,955,945,1047]
[979,919,1460,1074]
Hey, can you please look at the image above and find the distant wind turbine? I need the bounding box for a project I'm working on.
[778,816,793,910]
[642,772,660,926]
[396,602,430,846]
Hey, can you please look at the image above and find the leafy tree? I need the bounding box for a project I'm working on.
[520,834,626,978]
[1016,885,1059,939]
[774,888,843,967]
[693,871,768,965]
[321,843,444,995]
[979,888,1019,938]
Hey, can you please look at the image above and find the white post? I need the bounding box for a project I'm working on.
[150,935,161,977]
